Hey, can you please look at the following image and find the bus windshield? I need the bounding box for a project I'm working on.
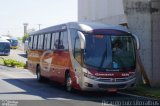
[84,34,135,71]
[11,40,18,43]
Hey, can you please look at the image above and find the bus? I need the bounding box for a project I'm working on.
[9,37,18,49]
[27,22,139,92]
[0,38,10,56]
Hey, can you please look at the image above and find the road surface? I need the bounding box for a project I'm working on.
[0,65,159,106]
[0,49,27,63]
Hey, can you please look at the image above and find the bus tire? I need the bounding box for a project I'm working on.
[36,65,44,82]
[65,72,73,92]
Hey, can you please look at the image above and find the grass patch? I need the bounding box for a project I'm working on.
[136,85,160,98]
[0,58,26,68]
[122,84,160,100]
[0,58,4,65]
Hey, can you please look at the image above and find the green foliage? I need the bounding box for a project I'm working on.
[0,58,4,65]
[3,59,26,68]
[22,33,29,43]
[17,37,22,42]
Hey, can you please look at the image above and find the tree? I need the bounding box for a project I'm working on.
[22,34,29,43]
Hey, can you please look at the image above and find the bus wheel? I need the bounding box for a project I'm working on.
[65,73,72,92]
[36,66,44,82]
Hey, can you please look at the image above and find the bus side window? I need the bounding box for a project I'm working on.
[74,37,82,65]
[29,36,33,49]
[37,35,40,49]
[59,31,68,50]
[44,34,48,50]
[46,33,51,50]
[38,34,44,49]
[33,35,38,49]
[51,33,55,50]
[54,32,59,50]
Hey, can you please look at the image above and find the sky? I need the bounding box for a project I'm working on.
[0,0,78,37]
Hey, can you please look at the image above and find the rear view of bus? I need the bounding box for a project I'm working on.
[69,23,138,92]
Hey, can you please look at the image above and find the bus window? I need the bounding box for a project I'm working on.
[44,34,48,50]
[38,34,44,49]
[111,36,135,69]
[46,34,51,50]
[74,37,82,64]
[59,31,68,50]
[51,33,55,50]
[29,36,33,49]
[37,35,40,49]
[54,32,59,50]
[33,35,38,49]
[70,29,79,53]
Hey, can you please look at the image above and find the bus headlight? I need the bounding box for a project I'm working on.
[84,73,97,80]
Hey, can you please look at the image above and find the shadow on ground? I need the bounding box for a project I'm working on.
[2,78,148,103]
[18,54,27,58]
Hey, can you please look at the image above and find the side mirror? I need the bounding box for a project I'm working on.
[132,34,140,50]
[77,31,86,49]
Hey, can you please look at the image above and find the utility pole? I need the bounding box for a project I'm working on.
[38,24,42,30]
[23,23,28,36]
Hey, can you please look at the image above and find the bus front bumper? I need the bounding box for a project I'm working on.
[0,52,10,56]
[11,46,18,49]
[80,76,136,91]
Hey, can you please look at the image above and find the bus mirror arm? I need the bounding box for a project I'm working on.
[132,34,140,50]
[77,31,86,49]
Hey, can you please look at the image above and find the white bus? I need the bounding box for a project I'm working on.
[27,22,139,92]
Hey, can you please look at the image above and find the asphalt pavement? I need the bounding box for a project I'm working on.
[0,65,159,106]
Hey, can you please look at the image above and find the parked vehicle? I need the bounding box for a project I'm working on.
[27,22,139,92]
[9,37,18,49]
[0,38,10,56]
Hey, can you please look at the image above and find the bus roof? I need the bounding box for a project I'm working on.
[10,37,17,40]
[0,38,10,43]
[1,36,10,40]
[30,22,130,35]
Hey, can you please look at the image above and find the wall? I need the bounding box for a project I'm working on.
[123,0,160,87]
[78,0,127,24]
[151,0,160,86]
[123,0,152,84]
